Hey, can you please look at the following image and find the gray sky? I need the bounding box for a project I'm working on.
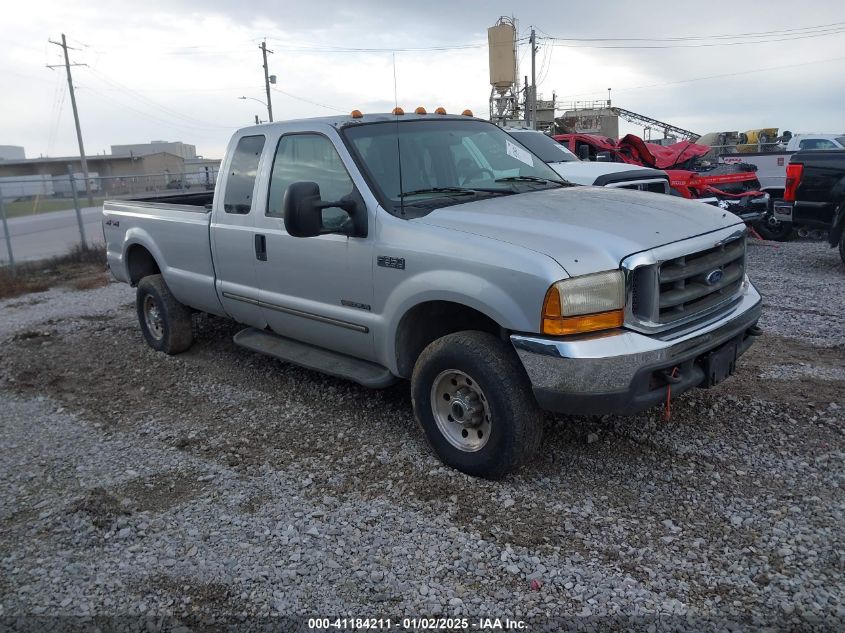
[2,0,844,159]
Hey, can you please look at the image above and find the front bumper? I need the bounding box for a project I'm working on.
[510,282,762,416]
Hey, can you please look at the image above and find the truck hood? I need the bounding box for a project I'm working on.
[415,186,743,277]
[548,161,654,185]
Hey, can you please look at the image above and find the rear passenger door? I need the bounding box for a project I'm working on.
[211,133,267,327]
[252,132,375,360]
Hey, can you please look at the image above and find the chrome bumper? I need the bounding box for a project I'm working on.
[510,282,762,416]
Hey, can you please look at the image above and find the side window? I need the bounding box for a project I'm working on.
[267,134,354,231]
[799,139,835,150]
[223,135,265,214]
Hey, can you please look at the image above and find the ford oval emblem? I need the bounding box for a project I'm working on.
[705,269,723,285]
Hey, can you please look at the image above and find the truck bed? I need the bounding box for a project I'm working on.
[103,193,222,315]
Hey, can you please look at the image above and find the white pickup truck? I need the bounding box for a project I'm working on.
[507,128,671,194]
[104,111,762,478]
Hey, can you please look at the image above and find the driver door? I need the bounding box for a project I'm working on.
[252,132,375,361]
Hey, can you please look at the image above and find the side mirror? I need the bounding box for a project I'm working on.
[577,144,591,161]
[283,181,356,238]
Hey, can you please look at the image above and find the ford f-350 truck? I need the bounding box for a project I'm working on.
[104,111,762,479]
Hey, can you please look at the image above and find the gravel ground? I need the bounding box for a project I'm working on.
[0,238,843,632]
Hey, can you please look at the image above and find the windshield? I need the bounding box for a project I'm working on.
[837,137,845,147]
[342,119,565,213]
[508,130,579,163]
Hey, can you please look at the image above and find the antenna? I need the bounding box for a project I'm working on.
[393,53,405,216]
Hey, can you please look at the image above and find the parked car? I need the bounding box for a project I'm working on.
[706,132,845,241]
[506,128,670,193]
[774,149,845,266]
[104,111,763,479]
[554,132,768,230]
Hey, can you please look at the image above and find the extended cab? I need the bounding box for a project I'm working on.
[775,149,845,266]
[104,112,763,479]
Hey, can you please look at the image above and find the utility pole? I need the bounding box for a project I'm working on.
[48,34,94,207]
[529,28,537,130]
[260,39,274,122]
[0,185,15,275]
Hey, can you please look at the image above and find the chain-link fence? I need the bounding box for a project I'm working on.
[0,168,218,268]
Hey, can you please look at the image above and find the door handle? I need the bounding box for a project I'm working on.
[254,234,267,261]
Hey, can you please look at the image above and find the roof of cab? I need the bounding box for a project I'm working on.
[237,112,483,134]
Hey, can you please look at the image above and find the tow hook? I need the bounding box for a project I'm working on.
[660,367,682,385]
[747,325,763,337]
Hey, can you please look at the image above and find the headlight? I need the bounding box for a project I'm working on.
[541,270,625,335]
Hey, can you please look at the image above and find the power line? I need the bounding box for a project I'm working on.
[538,20,845,43]
[83,66,238,129]
[77,84,239,136]
[269,87,347,113]
[554,54,845,101]
[540,26,845,49]
[264,37,529,54]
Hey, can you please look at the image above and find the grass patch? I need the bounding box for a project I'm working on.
[2,197,106,219]
[0,243,108,300]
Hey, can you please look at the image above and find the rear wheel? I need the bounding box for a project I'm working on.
[755,202,794,241]
[411,331,542,479]
[839,230,845,266]
[136,274,193,355]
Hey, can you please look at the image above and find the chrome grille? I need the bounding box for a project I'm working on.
[628,234,746,330]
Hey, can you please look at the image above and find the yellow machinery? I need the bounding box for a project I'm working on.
[736,128,780,153]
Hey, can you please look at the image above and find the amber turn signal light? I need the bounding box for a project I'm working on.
[542,310,624,335]
[541,284,624,335]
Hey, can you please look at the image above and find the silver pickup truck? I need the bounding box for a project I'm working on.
[104,111,762,479]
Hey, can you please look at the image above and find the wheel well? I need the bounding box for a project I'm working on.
[126,245,161,285]
[395,301,502,379]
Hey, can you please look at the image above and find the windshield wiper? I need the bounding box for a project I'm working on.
[494,175,567,185]
[400,187,475,198]
[399,186,512,198]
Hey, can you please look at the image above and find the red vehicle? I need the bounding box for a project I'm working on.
[554,133,768,227]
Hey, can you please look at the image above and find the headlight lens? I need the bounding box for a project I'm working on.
[542,270,625,335]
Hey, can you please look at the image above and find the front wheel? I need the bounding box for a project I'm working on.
[411,331,542,479]
[136,274,193,355]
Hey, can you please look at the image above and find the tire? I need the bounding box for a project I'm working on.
[411,331,542,479]
[135,274,193,355]
[754,203,794,242]
[839,230,845,266]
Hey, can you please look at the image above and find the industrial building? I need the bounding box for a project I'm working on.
[0,145,26,161]
[0,143,220,199]
[110,140,198,160]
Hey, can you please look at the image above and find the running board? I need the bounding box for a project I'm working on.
[233,328,398,389]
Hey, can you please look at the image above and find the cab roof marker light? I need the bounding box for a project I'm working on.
[392,107,405,115]
[462,109,473,116]
[414,106,427,115]
[350,109,363,118]
[435,107,447,115]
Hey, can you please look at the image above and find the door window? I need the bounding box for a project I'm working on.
[223,135,265,214]
[267,134,354,231]
[799,138,837,150]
